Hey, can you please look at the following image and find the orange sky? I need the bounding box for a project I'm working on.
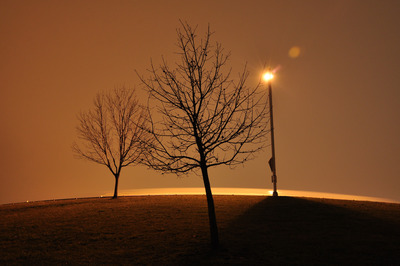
[1,0,400,204]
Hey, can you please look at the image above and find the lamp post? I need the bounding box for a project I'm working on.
[263,71,278,197]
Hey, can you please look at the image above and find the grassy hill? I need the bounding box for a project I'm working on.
[1,195,399,265]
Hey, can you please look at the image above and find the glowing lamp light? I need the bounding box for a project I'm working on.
[262,72,274,82]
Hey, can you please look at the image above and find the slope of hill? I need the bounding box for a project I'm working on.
[1,195,399,265]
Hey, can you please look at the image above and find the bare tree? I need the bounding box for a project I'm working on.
[72,87,149,199]
[138,22,269,249]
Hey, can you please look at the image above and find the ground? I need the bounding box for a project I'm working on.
[1,195,399,265]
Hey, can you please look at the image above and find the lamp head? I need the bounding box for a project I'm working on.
[262,72,274,82]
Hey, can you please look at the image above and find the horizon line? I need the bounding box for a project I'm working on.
[102,187,399,204]
[4,187,398,205]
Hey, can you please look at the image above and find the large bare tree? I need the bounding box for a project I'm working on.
[139,22,269,249]
[72,87,149,199]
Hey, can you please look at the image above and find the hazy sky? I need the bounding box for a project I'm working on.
[1,0,400,204]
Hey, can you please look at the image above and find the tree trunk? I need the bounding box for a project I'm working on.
[200,164,219,250]
[112,174,119,199]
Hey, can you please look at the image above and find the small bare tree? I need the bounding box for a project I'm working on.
[138,22,269,249]
[72,87,149,199]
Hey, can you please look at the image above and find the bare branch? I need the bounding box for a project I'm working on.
[138,22,269,174]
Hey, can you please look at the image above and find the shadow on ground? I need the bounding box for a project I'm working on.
[185,196,400,265]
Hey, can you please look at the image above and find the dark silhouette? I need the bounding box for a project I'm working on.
[219,197,400,264]
[138,21,269,249]
[72,87,149,198]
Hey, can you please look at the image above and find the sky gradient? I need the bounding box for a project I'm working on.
[1,0,400,204]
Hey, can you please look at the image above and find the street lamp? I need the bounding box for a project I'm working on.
[263,71,278,197]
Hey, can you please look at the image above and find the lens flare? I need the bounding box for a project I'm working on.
[289,46,301,58]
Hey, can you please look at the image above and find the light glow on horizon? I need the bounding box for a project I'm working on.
[101,188,400,203]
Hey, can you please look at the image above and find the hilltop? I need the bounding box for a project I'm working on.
[1,195,399,265]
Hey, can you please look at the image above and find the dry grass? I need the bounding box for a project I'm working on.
[1,195,399,265]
